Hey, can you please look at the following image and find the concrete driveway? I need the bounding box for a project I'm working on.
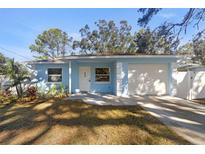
[134,96,205,145]
[69,93,205,144]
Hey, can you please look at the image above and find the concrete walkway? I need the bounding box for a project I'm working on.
[69,93,205,144]
[69,93,140,106]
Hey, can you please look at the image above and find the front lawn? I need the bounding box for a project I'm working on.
[0,98,189,144]
[192,99,205,105]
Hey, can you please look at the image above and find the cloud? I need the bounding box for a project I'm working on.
[159,13,176,19]
[69,32,82,41]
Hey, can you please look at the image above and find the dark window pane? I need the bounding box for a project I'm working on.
[95,68,110,82]
[47,68,62,82]
[95,68,109,74]
[48,68,62,75]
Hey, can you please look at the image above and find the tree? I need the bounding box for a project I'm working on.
[73,20,136,55]
[134,27,179,54]
[134,28,155,54]
[137,8,205,37]
[176,43,194,65]
[0,53,6,90]
[0,52,8,75]
[0,53,30,96]
[5,59,30,97]
[177,43,194,56]
[137,8,205,63]
[138,9,162,27]
[29,28,73,60]
[192,39,205,64]
[177,40,205,65]
[0,52,6,63]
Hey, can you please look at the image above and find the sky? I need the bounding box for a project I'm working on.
[0,8,204,61]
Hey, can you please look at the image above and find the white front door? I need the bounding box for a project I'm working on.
[79,66,91,92]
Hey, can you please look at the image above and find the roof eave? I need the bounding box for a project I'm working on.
[28,55,179,64]
[56,55,178,60]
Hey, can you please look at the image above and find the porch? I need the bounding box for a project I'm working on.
[70,60,117,95]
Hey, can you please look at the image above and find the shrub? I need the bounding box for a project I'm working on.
[0,90,17,104]
[60,83,65,94]
[55,83,67,98]
[26,86,37,97]
[2,89,12,97]
[16,96,36,103]
[48,84,57,96]
[46,84,68,98]
[36,86,48,98]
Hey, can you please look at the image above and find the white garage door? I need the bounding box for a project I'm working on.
[128,64,168,95]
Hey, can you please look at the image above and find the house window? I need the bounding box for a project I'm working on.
[95,68,110,82]
[48,68,62,82]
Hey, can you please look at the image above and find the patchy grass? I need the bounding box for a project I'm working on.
[0,98,189,145]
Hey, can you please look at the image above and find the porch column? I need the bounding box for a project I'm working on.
[168,63,173,96]
[69,61,72,94]
[116,62,123,96]
[116,62,128,97]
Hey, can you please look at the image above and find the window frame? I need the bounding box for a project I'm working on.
[95,67,111,83]
[47,68,63,83]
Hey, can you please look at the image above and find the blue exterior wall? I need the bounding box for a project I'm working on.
[34,61,116,94]
[34,63,69,92]
[71,61,115,94]
[33,57,176,95]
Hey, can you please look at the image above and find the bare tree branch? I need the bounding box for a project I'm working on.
[138,8,205,39]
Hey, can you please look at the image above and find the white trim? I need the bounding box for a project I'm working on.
[28,55,178,64]
[94,81,111,84]
[69,61,72,94]
[28,60,67,65]
[116,62,123,96]
[56,55,178,60]
[188,70,193,100]
[46,82,62,84]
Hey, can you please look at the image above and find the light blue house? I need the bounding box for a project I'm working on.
[30,55,177,96]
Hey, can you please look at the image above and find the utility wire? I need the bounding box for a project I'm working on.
[0,46,31,60]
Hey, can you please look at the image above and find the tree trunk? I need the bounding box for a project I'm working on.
[15,83,23,98]
[19,83,23,97]
[15,85,20,97]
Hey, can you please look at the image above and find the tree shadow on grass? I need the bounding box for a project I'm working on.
[0,98,190,145]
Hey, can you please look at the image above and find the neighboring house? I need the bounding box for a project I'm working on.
[0,75,10,90]
[29,55,177,97]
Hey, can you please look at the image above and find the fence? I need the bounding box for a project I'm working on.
[172,68,205,100]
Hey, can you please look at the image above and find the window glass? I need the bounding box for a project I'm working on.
[48,68,62,82]
[95,68,110,82]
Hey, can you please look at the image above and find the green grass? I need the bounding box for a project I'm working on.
[0,98,190,144]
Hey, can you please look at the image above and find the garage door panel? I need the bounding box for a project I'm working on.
[128,64,168,95]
